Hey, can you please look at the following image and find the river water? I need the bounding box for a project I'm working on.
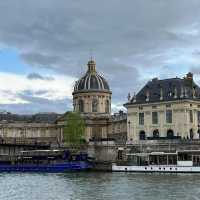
[0,172,200,200]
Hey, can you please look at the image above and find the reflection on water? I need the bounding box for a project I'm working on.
[0,172,200,200]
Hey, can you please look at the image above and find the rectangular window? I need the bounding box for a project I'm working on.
[198,111,200,124]
[92,127,102,140]
[152,112,158,124]
[139,113,144,125]
[190,110,193,123]
[166,110,172,123]
[117,124,120,132]
[139,106,143,110]
[112,125,115,133]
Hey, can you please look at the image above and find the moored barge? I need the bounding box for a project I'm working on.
[112,150,200,173]
[0,149,92,173]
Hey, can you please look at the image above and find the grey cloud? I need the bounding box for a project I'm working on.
[0,96,72,115]
[27,73,54,81]
[21,89,50,96]
[190,67,200,75]
[99,62,141,101]
[1,0,200,113]
[22,53,60,67]
[0,99,71,115]
[0,89,72,114]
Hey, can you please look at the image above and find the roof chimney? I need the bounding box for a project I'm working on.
[186,72,193,80]
[146,88,150,102]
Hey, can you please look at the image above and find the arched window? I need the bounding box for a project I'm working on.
[105,100,110,113]
[153,129,159,138]
[167,129,174,139]
[139,131,146,140]
[92,99,98,112]
[78,99,84,112]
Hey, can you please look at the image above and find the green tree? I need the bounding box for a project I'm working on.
[63,112,86,145]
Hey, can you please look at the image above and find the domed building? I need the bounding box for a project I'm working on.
[72,59,112,141]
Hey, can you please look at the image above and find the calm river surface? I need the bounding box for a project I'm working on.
[0,172,200,200]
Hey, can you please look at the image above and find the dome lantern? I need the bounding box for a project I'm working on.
[87,59,96,73]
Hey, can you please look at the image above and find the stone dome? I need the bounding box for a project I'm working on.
[73,60,111,94]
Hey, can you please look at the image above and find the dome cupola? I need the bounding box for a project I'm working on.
[73,59,111,94]
[72,59,112,142]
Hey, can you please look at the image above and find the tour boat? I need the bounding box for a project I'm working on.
[112,150,200,173]
[0,150,93,173]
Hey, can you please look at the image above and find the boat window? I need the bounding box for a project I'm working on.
[159,155,168,165]
[117,150,123,160]
[168,155,177,165]
[178,153,192,161]
[193,155,200,166]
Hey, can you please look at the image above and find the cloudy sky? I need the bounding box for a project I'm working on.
[1,0,200,114]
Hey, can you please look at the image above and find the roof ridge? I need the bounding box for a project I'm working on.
[153,77,182,82]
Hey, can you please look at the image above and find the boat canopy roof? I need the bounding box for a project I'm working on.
[127,150,200,157]
[178,150,200,153]
[127,152,177,157]
[150,152,177,155]
[20,149,62,153]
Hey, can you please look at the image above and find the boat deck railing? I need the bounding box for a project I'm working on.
[0,137,57,147]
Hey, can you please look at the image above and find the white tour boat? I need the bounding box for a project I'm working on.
[112,150,200,173]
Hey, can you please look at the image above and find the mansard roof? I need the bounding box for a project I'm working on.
[126,73,200,105]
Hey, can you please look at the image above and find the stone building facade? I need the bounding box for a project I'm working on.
[0,60,128,145]
[0,113,62,156]
[108,111,127,143]
[0,122,59,140]
[126,73,200,142]
[0,113,62,144]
